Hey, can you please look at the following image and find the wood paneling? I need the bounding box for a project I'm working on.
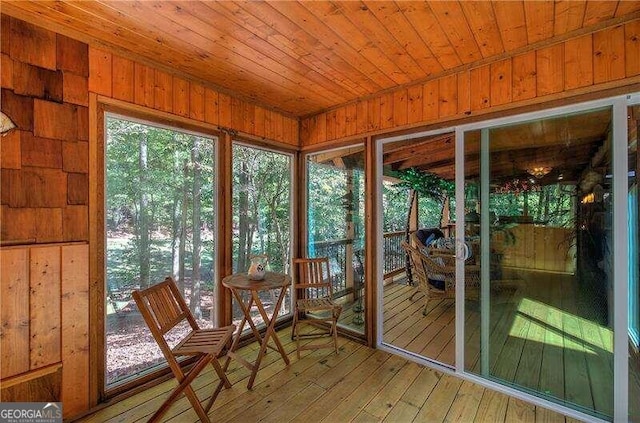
[302,23,640,146]
[86,46,298,143]
[29,246,61,369]
[3,1,638,116]
[61,244,89,418]
[0,248,30,378]
[0,243,87,416]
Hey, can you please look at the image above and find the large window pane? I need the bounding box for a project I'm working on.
[464,107,614,419]
[232,144,292,331]
[307,146,366,334]
[105,116,216,387]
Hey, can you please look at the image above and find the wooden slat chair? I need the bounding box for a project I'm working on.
[291,257,342,358]
[132,277,235,423]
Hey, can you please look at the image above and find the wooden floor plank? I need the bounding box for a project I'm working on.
[443,380,485,422]
[362,361,422,419]
[505,397,536,423]
[412,374,463,422]
[474,389,509,423]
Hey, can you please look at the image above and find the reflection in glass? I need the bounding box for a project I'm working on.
[380,133,457,366]
[464,108,615,419]
[232,144,292,331]
[105,116,216,387]
[307,146,365,334]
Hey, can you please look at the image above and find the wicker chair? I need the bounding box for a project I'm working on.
[401,241,481,315]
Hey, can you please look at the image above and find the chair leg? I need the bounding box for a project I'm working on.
[184,384,210,423]
[205,358,230,412]
[295,319,301,359]
[148,356,210,423]
[332,319,339,355]
[291,311,298,341]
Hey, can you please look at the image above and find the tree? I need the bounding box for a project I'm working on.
[394,168,455,284]
[190,137,203,319]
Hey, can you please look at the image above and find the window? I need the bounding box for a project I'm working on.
[232,143,293,331]
[307,146,366,334]
[105,115,217,387]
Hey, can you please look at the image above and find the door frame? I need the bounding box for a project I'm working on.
[375,93,636,423]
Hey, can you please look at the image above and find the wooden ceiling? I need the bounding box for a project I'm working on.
[379,107,612,182]
[3,1,640,117]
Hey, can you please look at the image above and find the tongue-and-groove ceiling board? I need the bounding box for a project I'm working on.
[4,1,639,116]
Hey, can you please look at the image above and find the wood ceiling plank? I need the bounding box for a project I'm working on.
[335,1,425,82]
[429,1,483,65]
[268,1,394,90]
[166,1,352,104]
[460,1,505,58]
[524,1,555,44]
[616,1,640,17]
[363,1,444,77]
[103,1,335,107]
[215,2,372,98]
[492,1,528,51]
[302,1,412,85]
[14,0,316,113]
[583,1,619,26]
[398,2,462,70]
[554,1,587,35]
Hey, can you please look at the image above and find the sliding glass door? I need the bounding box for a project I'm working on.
[462,106,619,419]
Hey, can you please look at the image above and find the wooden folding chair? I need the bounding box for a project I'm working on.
[291,257,342,358]
[132,277,235,423]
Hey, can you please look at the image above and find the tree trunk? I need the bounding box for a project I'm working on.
[404,189,417,285]
[178,159,189,296]
[190,139,202,319]
[237,160,250,272]
[138,131,150,289]
[171,147,181,289]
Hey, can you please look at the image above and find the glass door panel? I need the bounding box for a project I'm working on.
[464,107,615,419]
[380,133,457,366]
[306,146,365,334]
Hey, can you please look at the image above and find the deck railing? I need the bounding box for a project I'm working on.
[309,231,405,300]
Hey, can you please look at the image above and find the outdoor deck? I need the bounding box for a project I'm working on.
[79,326,577,423]
[378,271,625,419]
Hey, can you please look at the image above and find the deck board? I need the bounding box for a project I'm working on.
[80,268,636,423]
[377,270,626,419]
[80,325,572,423]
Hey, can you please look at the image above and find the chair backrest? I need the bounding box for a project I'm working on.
[401,241,428,288]
[132,277,199,360]
[293,257,333,300]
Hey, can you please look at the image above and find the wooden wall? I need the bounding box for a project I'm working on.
[494,225,576,274]
[87,48,298,145]
[0,243,88,417]
[300,20,640,146]
[0,13,297,419]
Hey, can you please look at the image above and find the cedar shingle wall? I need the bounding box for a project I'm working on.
[1,16,89,243]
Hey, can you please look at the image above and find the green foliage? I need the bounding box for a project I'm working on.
[393,168,455,201]
[106,117,216,293]
[232,145,292,274]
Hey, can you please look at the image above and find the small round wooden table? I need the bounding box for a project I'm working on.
[222,271,291,389]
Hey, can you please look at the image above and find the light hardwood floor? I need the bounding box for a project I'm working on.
[79,325,578,423]
[380,271,622,419]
